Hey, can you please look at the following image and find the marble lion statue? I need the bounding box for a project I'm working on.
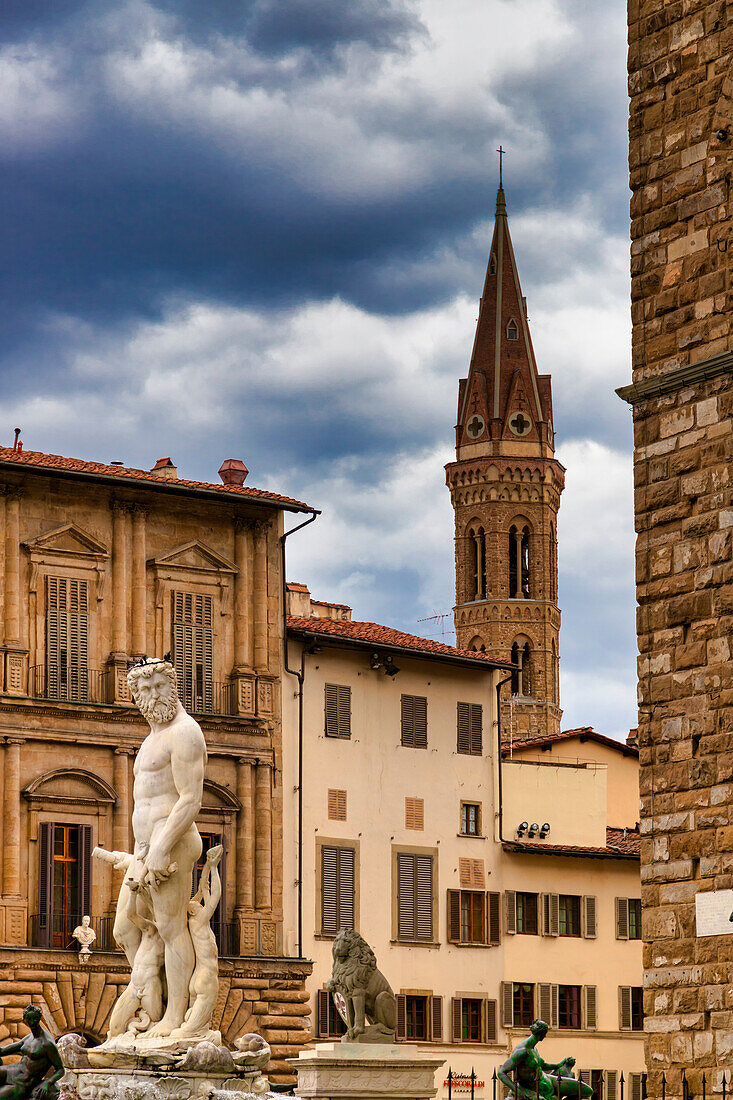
[326,930,396,1043]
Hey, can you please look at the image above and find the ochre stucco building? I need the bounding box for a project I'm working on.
[0,446,315,1084]
[621,1,733,1091]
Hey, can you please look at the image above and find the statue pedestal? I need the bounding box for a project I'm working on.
[289,1043,444,1100]
[62,1064,273,1100]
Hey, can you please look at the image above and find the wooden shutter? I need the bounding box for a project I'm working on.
[321,845,339,936]
[543,892,559,936]
[451,997,462,1042]
[37,822,54,948]
[583,895,597,939]
[68,580,89,702]
[584,985,597,1030]
[616,897,629,939]
[505,889,516,934]
[416,855,433,940]
[551,984,558,1029]
[397,853,416,939]
[78,824,93,918]
[46,577,88,701]
[171,591,213,710]
[339,847,355,931]
[431,996,443,1041]
[630,1074,644,1100]
[619,986,632,1030]
[457,703,482,754]
[580,1072,592,1087]
[402,695,427,747]
[470,704,482,754]
[447,890,461,942]
[396,995,407,1040]
[501,982,513,1027]
[405,798,424,830]
[457,702,470,753]
[488,892,501,944]
[325,684,351,738]
[459,858,484,888]
[317,990,330,1038]
[606,1073,618,1100]
[328,789,347,820]
[485,999,497,1044]
[538,983,552,1025]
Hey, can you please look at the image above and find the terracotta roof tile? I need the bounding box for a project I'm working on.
[287,615,513,668]
[502,727,639,759]
[503,826,640,860]
[0,446,313,512]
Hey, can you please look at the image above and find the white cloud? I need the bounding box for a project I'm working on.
[0,46,77,151]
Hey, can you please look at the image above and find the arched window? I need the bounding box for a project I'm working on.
[511,638,532,696]
[507,318,519,340]
[489,253,497,275]
[552,641,559,704]
[468,636,486,653]
[549,523,557,602]
[521,643,532,697]
[509,524,531,598]
[467,524,487,600]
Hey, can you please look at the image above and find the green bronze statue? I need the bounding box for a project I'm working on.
[498,1020,593,1100]
[0,1005,64,1100]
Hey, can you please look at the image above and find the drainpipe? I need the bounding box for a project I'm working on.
[279,509,320,958]
[495,672,515,844]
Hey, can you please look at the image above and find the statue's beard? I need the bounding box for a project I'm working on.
[136,690,177,725]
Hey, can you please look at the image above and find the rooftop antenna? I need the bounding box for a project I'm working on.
[497,145,506,189]
[416,610,451,642]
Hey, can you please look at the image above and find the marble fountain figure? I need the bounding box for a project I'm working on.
[58,658,274,1100]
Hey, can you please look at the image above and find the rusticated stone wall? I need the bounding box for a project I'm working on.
[623,0,733,1093]
[0,951,312,1087]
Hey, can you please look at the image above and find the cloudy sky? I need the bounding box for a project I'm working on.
[0,0,636,738]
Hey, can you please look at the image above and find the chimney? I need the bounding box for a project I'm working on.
[152,457,177,480]
[218,458,248,487]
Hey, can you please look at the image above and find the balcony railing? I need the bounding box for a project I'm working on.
[28,666,113,705]
[29,912,116,951]
[186,682,236,717]
[212,920,240,956]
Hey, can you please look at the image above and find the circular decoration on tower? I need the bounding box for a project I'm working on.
[466,414,486,439]
[508,410,532,437]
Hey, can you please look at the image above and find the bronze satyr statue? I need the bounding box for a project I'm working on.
[498,1020,593,1100]
[0,1004,63,1100]
[327,930,396,1043]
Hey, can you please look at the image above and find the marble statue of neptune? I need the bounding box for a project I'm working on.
[95,657,213,1051]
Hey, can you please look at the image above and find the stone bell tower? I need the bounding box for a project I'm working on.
[445,185,565,741]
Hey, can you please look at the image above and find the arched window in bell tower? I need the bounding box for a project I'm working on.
[550,523,557,602]
[509,522,531,598]
[510,636,532,697]
[467,523,487,600]
[552,640,559,703]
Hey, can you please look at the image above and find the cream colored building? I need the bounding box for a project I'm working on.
[282,586,644,1100]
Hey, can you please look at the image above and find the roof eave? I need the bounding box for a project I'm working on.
[287,625,515,672]
[0,457,318,515]
[502,842,639,861]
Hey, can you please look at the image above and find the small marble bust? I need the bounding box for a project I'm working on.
[72,916,96,962]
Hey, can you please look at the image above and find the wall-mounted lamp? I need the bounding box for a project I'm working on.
[369,652,401,676]
[528,822,539,838]
[516,821,529,838]
[540,822,551,839]
[370,652,382,670]
[383,659,401,677]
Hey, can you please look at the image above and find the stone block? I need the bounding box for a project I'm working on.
[290,1044,445,1100]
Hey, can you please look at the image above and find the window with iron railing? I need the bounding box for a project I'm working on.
[46,577,89,702]
[172,591,214,713]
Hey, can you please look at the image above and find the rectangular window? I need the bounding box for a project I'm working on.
[461,998,482,1042]
[513,983,534,1028]
[320,845,355,936]
[46,577,89,702]
[448,891,499,945]
[317,990,347,1038]
[619,986,645,1031]
[559,894,581,936]
[397,852,433,941]
[327,789,347,821]
[460,892,485,944]
[591,1072,604,1100]
[324,684,351,739]
[628,898,642,940]
[457,702,482,755]
[460,803,481,836]
[516,892,539,935]
[171,591,213,712]
[405,798,424,830]
[558,985,581,1029]
[401,695,428,748]
[405,995,428,1040]
[36,821,92,949]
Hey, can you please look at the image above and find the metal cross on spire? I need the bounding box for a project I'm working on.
[497,145,506,188]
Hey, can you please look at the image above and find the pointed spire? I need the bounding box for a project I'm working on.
[456,183,552,453]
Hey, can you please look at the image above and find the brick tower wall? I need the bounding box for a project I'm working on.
[623,2,733,1092]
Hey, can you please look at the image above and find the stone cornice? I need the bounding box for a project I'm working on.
[617,349,733,405]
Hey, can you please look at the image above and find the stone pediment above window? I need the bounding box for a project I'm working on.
[150,540,238,578]
[23,523,109,599]
[23,767,117,808]
[201,778,242,816]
